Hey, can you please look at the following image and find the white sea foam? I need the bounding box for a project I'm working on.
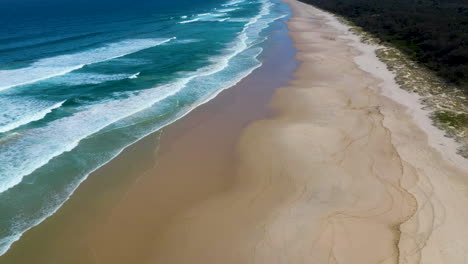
[173,39,203,44]
[128,72,140,79]
[0,38,175,91]
[0,100,65,133]
[0,0,289,256]
[226,18,251,22]
[179,12,226,23]
[0,86,181,194]
[222,0,245,6]
[0,0,282,196]
[178,18,201,24]
[0,235,20,256]
[0,65,85,91]
[49,72,135,85]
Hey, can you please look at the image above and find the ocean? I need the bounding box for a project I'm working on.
[0,0,289,256]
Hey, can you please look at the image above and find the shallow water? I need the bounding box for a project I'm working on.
[0,0,290,255]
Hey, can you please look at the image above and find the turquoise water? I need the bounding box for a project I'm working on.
[0,0,290,256]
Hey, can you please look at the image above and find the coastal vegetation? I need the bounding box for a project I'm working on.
[299,0,468,157]
[299,0,468,94]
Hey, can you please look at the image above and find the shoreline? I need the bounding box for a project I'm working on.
[1,0,468,263]
[0,1,290,256]
[0,15,297,263]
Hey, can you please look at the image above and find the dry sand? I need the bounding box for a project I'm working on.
[143,1,468,263]
[2,1,468,263]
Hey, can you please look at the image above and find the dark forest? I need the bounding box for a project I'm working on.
[299,0,468,94]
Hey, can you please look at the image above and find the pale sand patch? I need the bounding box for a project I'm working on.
[287,2,468,263]
[144,1,468,263]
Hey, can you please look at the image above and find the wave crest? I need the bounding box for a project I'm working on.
[0,38,175,91]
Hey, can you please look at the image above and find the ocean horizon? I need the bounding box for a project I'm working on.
[0,0,289,255]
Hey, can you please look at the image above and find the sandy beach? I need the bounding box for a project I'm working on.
[141,1,468,262]
[2,0,468,263]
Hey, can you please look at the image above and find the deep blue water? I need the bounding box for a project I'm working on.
[0,0,290,256]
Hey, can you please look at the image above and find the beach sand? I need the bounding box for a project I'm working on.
[2,0,468,263]
[0,19,296,264]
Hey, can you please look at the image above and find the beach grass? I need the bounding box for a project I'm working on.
[333,14,468,157]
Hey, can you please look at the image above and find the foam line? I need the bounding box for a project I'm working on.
[128,72,140,79]
[0,0,290,256]
[0,38,175,91]
[0,100,65,133]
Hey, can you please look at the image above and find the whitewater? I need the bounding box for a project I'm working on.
[0,0,290,257]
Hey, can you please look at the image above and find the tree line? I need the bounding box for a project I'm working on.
[299,0,468,94]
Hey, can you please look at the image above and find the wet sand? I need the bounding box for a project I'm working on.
[2,1,468,263]
[0,18,296,264]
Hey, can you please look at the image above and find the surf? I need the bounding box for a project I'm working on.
[0,100,65,134]
[0,38,175,91]
[0,0,290,257]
